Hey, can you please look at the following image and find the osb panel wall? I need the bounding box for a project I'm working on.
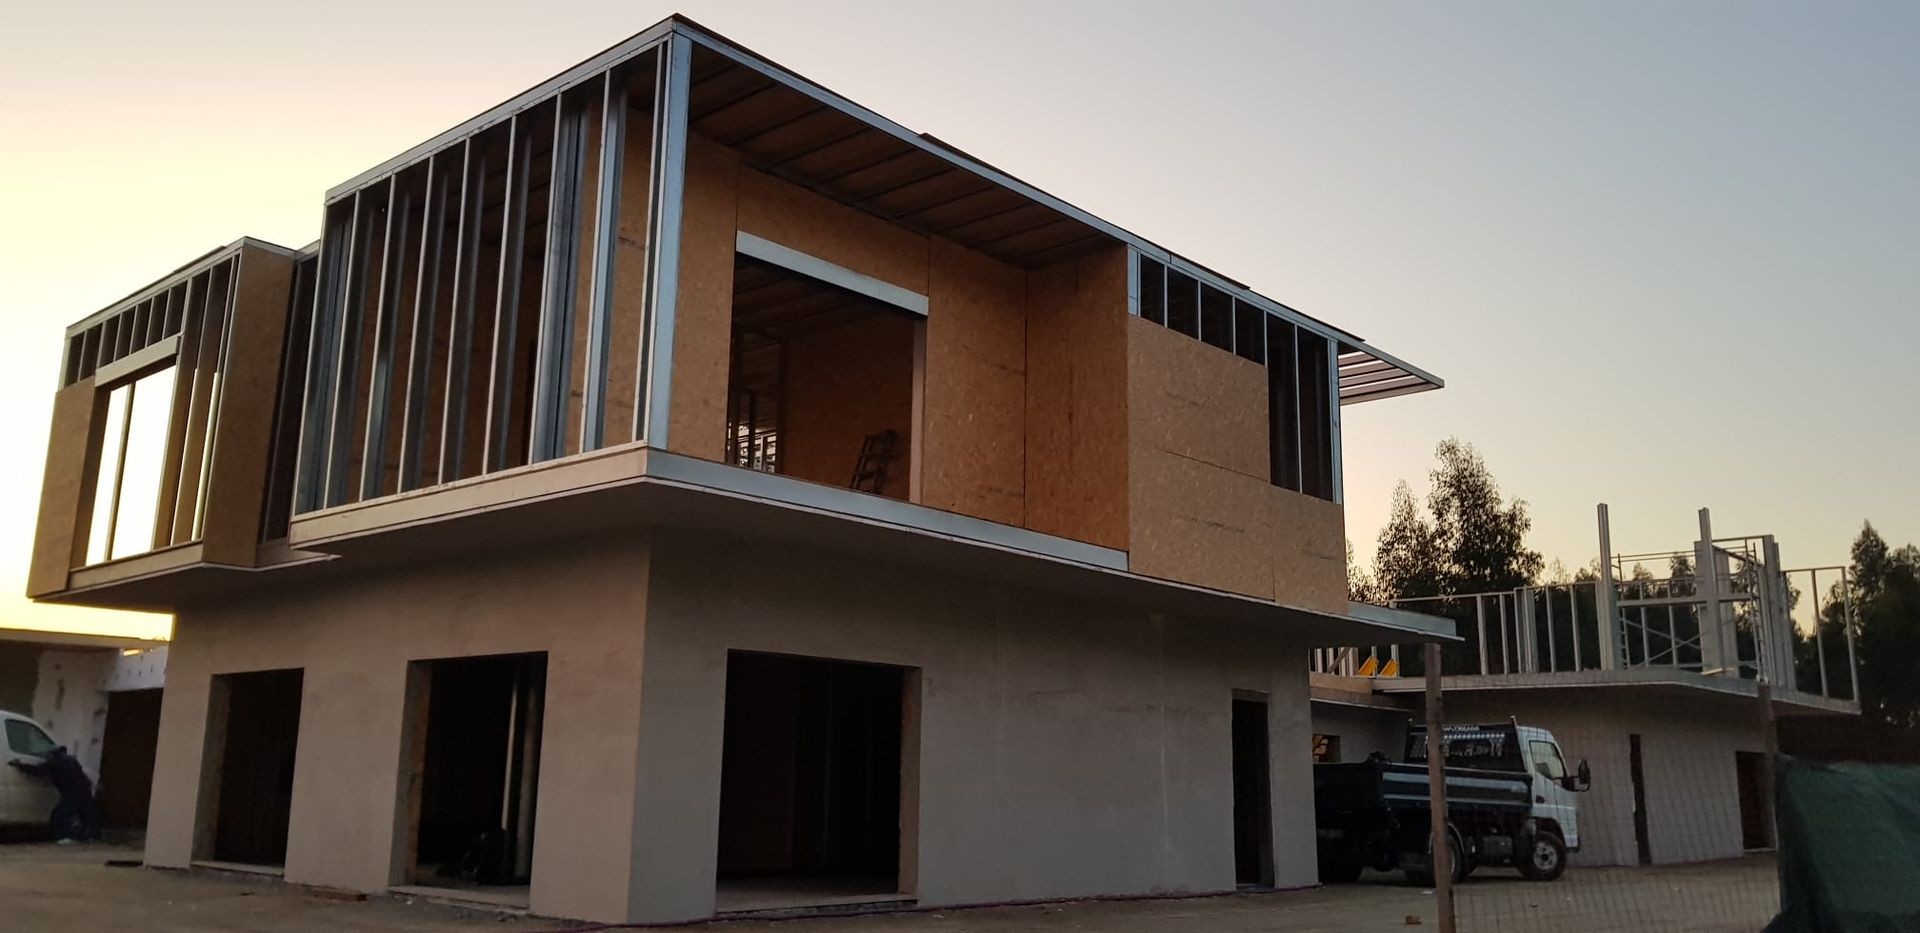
[1270,486,1347,613]
[781,314,917,500]
[666,136,741,460]
[1125,317,1346,611]
[734,165,929,294]
[200,245,293,566]
[665,140,1137,551]
[920,239,1026,526]
[1025,245,1129,551]
[28,380,102,597]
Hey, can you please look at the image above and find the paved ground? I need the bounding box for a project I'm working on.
[0,841,1779,931]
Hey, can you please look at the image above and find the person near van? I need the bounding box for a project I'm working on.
[9,745,98,843]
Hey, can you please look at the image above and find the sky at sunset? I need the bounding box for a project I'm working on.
[2,1,1914,639]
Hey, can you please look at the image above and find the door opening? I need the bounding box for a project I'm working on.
[1232,695,1275,887]
[201,669,303,867]
[1629,733,1652,866]
[402,652,546,903]
[98,688,163,831]
[715,651,910,912]
[1735,751,1773,850]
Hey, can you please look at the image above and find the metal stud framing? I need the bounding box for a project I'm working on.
[292,39,685,518]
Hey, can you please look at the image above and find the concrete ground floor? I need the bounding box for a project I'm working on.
[144,531,1335,924]
[1309,681,1788,867]
[0,840,1782,932]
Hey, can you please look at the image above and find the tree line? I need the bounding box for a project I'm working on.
[1351,438,1920,729]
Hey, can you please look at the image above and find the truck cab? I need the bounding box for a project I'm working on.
[1517,724,1584,855]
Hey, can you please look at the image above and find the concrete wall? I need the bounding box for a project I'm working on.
[1444,689,1768,867]
[32,650,115,779]
[1309,700,1409,763]
[107,647,167,692]
[628,534,1320,922]
[147,531,1326,924]
[145,535,651,923]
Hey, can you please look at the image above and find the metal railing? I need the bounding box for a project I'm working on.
[1318,566,1859,702]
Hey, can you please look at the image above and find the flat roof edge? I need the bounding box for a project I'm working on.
[1347,600,1459,641]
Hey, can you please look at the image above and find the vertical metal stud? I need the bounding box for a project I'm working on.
[362,180,408,501]
[531,91,591,462]
[638,34,692,447]
[1328,337,1343,504]
[441,142,481,482]
[485,116,533,472]
[582,65,631,452]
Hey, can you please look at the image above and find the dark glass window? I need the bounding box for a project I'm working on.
[1267,316,1300,491]
[1200,283,1233,352]
[1165,269,1199,338]
[1139,257,1165,326]
[1234,299,1265,364]
[1297,329,1334,500]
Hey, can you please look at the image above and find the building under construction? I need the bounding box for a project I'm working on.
[27,15,1452,924]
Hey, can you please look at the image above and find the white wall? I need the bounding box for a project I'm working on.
[629,533,1324,922]
[1444,688,1769,866]
[1310,700,1410,762]
[107,647,167,692]
[31,650,114,778]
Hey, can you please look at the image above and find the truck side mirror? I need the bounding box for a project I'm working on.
[1562,759,1592,792]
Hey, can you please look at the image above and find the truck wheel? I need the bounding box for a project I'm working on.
[1518,831,1567,881]
[1405,832,1465,887]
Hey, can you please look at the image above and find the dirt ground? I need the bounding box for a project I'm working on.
[0,841,1780,932]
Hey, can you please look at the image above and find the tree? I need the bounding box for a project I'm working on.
[1846,523,1920,729]
[1367,439,1543,677]
[1373,481,1445,600]
[1346,540,1380,603]
[1369,439,1542,600]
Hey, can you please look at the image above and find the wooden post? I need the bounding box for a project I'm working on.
[1426,642,1456,933]
[1758,682,1779,848]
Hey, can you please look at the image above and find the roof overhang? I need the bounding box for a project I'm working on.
[1339,340,1444,405]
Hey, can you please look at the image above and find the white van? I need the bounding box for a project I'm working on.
[0,710,63,827]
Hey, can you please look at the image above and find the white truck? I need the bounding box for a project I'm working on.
[0,710,63,828]
[1313,722,1590,885]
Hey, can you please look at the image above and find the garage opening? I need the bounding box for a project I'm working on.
[715,651,911,913]
[400,653,546,906]
[201,669,303,868]
[725,250,918,499]
[98,687,164,832]
[1735,750,1773,850]
[1231,694,1275,887]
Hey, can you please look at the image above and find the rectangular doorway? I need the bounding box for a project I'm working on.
[1735,751,1773,850]
[98,688,164,831]
[200,669,303,867]
[715,651,911,913]
[1629,733,1653,866]
[1232,694,1274,887]
[401,652,547,905]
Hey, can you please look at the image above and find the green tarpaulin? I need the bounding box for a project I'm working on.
[1767,755,1920,932]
